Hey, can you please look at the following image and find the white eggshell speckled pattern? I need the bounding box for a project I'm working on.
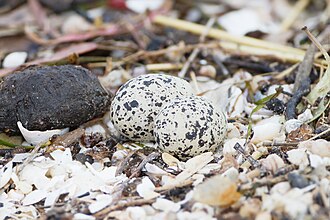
[154,96,227,159]
[110,74,194,141]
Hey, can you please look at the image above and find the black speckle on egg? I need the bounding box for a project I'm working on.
[110,73,194,141]
[130,100,139,108]
[154,96,227,160]
[123,102,132,111]
[143,81,152,86]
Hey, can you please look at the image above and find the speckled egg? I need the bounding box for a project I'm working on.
[154,96,227,159]
[110,74,194,141]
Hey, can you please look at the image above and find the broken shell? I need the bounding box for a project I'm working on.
[17,121,68,145]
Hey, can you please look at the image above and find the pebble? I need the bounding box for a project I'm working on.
[288,172,310,189]
[2,51,27,68]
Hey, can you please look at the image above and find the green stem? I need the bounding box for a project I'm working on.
[0,138,18,148]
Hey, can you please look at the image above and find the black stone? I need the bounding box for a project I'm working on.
[0,65,112,133]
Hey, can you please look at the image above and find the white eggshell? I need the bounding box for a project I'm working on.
[17,121,68,145]
[110,74,194,141]
[154,96,226,159]
[218,9,275,36]
[88,194,113,213]
[152,198,181,212]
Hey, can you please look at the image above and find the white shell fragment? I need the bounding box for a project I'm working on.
[0,162,13,189]
[287,149,309,169]
[2,51,28,68]
[22,190,47,206]
[152,198,181,212]
[126,0,165,13]
[17,121,69,145]
[61,15,92,35]
[154,96,227,159]
[298,140,330,158]
[260,154,285,173]
[251,116,284,143]
[285,119,303,133]
[218,9,275,36]
[136,177,160,200]
[110,73,194,141]
[262,188,313,218]
[88,194,113,213]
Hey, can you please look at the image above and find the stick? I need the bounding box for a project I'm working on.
[153,15,305,55]
[179,17,216,78]
[146,63,183,71]
[280,0,310,31]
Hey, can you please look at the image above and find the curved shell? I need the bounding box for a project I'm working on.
[110,74,194,141]
[154,96,227,159]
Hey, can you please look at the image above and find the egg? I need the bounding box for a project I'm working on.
[110,74,194,141]
[154,96,227,159]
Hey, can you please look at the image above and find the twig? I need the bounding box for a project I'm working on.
[303,27,330,62]
[307,127,330,141]
[17,144,42,174]
[146,63,183,71]
[0,147,28,156]
[233,143,262,169]
[285,45,314,119]
[262,141,299,147]
[239,175,287,192]
[155,179,193,192]
[115,150,137,176]
[50,128,85,148]
[303,26,330,104]
[153,16,327,66]
[178,17,216,78]
[153,15,305,55]
[190,71,201,94]
[280,0,310,31]
[274,63,299,79]
[129,152,160,179]
[274,164,298,177]
[95,198,155,219]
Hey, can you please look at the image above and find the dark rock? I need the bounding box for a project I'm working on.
[266,98,285,114]
[39,0,93,13]
[75,153,87,164]
[0,65,112,133]
[85,154,94,164]
[288,172,310,188]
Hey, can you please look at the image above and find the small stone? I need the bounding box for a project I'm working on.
[2,51,27,68]
[75,153,87,164]
[288,172,310,189]
[266,98,285,114]
[0,65,112,133]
